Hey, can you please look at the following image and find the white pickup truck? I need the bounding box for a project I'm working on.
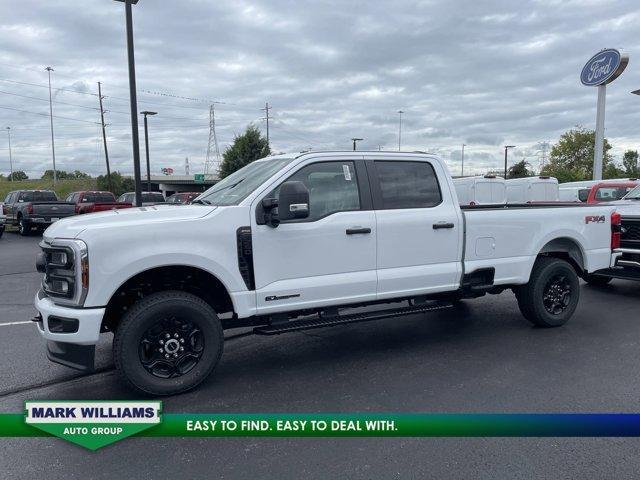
[34,151,618,395]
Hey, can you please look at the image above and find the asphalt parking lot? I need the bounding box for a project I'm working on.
[2,229,640,479]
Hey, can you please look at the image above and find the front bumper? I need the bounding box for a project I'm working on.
[34,291,105,345]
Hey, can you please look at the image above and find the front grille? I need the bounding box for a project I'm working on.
[621,218,640,248]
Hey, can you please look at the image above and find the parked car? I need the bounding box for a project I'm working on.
[584,181,639,204]
[3,190,76,236]
[453,175,506,206]
[166,192,202,205]
[506,176,559,203]
[35,151,618,395]
[65,191,133,215]
[117,191,165,206]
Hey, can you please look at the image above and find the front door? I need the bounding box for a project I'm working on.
[251,158,377,314]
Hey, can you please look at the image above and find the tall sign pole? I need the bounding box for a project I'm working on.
[580,49,629,180]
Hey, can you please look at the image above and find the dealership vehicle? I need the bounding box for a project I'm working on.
[34,151,618,395]
[584,181,639,204]
[117,191,166,206]
[559,186,590,202]
[453,175,506,206]
[3,190,76,236]
[506,176,559,204]
[166,192,202,205]
[65,191,133,214]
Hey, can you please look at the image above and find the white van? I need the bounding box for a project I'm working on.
[506,176,559,203]
[453,175,506,206]
[558,186,591,202]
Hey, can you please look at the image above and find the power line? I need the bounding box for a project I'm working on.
[0,78,99,96]
[0,105,100,124]
[0,89,99,110]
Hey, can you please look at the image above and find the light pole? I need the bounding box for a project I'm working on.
[141,111,157,192]
[6,127,13,181]
[397,110,404,151]
[504,145,516,179]
[115,0,143,207]
[351,138,363,151]
[45,66,57,185]
[461,143,466,176]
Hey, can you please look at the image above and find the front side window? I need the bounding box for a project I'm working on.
[373,161,442,209]
[270,161,360,222]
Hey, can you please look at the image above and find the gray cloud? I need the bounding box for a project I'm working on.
[0,0,639,179]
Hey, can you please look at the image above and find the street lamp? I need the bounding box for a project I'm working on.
[397,110,404,151]
[141,111,157,192]
[351,138,363,151]
[114,0,143,207]
[504,145,516,179]
[6,127,13,181]
[461,143,466,176]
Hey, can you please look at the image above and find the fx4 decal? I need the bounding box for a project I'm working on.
[585,215,606,224]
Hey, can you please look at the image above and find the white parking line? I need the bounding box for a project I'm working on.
[0,321,32,327]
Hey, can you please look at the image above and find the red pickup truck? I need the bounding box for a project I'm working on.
[65,191,133,214]
[586,181,639,203]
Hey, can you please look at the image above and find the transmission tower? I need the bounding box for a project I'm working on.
[204,104,221,176]
[537,141,550,171]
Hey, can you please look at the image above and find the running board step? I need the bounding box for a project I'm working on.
[253,302,452,336]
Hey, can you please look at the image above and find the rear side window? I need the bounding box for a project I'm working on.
[373,161,442,209]
[578,189,589,202]
[21,191,57,202]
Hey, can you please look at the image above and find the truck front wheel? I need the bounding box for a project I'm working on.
[514,257,580,328]
[113,291,224,396]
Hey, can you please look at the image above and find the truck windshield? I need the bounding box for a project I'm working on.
[195,157,294,206]
[623,186,640,200]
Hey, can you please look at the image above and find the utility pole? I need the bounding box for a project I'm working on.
[6,127,13,181]
[141,111,157,192]
[262,102,271,147]
[397,110,404,151]
[45,66,57,185]
[504,145,516,179]
[115,0,143,207]
[351,138,363,151]
[97,82,112,192]
[461,143,466,176]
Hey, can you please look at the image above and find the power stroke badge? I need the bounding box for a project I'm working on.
[25,401,162,450]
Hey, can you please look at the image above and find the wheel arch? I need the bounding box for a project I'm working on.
[537,236,586,276]
[102,264,235,333]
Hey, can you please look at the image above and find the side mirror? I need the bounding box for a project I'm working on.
[278,181,310,222]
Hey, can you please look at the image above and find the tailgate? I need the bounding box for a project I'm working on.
[32,202,76,217]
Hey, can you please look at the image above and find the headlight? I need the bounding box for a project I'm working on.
[39,239,89,306]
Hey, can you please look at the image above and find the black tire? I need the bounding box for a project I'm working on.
[0,227,4,238]
[18,218,31,236]
[514,257,580,328]
[113,291,224,396]
[584,274,612,287]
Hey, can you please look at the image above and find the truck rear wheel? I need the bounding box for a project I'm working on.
[18,218,31,236]
[514,257,579,328]
[113,291,223,396]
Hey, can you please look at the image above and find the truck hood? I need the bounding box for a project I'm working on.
[44,205,217,239]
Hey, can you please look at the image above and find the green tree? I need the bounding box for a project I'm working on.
[96,171,135,196]
[73,170,91,179]
[541,127,618,182]
[623,150,639,177]
[219,125,270,178]
[8,171,28,181]
[507,160,533,179]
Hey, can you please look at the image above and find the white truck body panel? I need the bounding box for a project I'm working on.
[453,176,506,206]
[506,177,559,203]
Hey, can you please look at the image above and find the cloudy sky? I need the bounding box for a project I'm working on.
[0,0,639,179]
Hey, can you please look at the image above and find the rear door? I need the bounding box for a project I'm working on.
[368,158,462,300]
[251,157,377,314]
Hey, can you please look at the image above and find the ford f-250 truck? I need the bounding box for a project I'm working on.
[33,151,618,395]
[4,190,76,236]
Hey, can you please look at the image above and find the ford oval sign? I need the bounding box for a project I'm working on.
[581,49,629,86]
